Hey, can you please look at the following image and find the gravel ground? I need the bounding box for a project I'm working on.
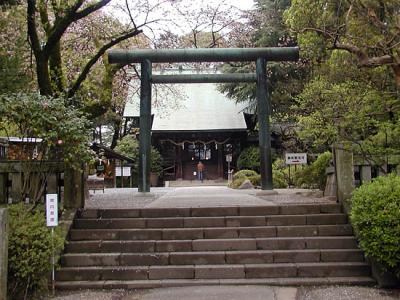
[45,286,400,300]
[298,286,400,300]
[85,187,335,209]
[85,188,169,209]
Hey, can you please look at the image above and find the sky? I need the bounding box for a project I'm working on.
[105,0,256,39]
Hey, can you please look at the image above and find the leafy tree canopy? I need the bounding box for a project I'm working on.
[285,0,400,87]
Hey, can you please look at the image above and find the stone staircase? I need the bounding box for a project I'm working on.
[56,203,375,290]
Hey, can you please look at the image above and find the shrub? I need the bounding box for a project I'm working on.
[350,174,400,278]
[237,146,260,172]
[248,175,261,186]
[230,169,288,189]
[150,147,163,176]
[273,169,289,188]
[293,151,332,190]
[8,204,64,299]
[228,176,248,189]
[233,169,258,181]
[0,93,93,203]
[114,135,139,159]
[115,135,163,175]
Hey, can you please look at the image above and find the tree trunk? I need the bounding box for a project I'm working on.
[393,65,400,88]
[49,41,65,95]
[36,52,53,96]
[110,119,121,149]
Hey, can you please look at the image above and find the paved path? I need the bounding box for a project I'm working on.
[47,286,400,300]
[86,186,334,209]
[145,186,273,207]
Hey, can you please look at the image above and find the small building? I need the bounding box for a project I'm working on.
[90,143,136,188]
[123,68,261,181]
[0,137,44,160]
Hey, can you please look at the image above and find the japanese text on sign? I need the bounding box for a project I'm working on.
[46,194,58,227]
[285,153,307,165]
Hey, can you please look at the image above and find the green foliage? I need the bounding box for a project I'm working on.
[8,203,64,299]
[220,0,309,126]
[114,135,139,159]
[114,135,163,175]
[230,169,259,188]
[0,93,93,168]
[230,164,289,189]
[150,147,163,176]
[350,174,400,278]
[0,93,93,203]
[248,174,261,186]
[273,169,289,188]
[0,6,34,93]
[294,152,332,190]
[271,158,289,188]
[285,0,400,73]
[228,176,248,189]
[233,169,259,181]
[237,147,260,172]
[294,51,398,153]
[285,0,399,161]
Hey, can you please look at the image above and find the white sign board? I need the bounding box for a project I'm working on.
[46,194,58,227]
[115,166,131,177]
[226,154,232,162]
[285,153,307,165]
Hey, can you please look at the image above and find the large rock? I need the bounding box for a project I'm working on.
[238,179,254,190]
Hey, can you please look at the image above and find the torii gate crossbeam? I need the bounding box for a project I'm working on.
[108,47,299,192]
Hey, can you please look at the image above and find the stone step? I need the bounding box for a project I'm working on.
[69,224,353,241]
[61,249,365,267]
[56,262,371,281]
[73,213,348,229]
[77,204,342,219]
[65,236,359,253]
[55,276,376,290]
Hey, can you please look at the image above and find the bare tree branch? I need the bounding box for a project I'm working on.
[43,0,111,57]
[68,28,142,97]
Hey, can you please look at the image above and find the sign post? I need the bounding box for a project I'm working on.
[226,154,233,183]
[46,194,58,296]
[285,153,308,187]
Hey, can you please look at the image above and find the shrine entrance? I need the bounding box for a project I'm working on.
[108,47,299,192]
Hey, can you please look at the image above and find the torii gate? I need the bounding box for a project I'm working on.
[108,47,299,192]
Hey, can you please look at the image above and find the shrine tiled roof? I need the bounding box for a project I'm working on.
[124,68,249,132]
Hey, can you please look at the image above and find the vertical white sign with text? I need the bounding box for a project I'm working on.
[46,194,58,227]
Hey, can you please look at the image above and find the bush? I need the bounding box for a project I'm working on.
[237,146,260,172]
[248,175,261,186]
[150,147,163,176]
[273,169,289,188]
[293,151,332,190]
[230,169,288,189]
[115,135,163,175]
[350,174,400,278]
[228,176,248,189]
[0,93,93,203]
[233,169,258,181]
[8,204,64,299]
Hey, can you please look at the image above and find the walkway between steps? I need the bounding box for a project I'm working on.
[86,186,334,209]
